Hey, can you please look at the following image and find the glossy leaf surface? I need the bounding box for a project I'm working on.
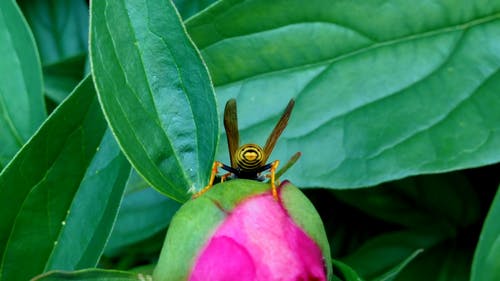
[0,77,127,280]
[90,0,218,202]
[471,185,500,281]
[187,0,500,189]
[0,0,45,168]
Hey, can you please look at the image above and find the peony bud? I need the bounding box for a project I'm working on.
[153,179,332,281]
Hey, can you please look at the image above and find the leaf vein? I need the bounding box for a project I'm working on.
[210,12,500,87]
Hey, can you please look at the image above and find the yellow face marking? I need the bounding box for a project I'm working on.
[244,151,258,161]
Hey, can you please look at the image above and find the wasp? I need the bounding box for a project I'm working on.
[193,98,297,200]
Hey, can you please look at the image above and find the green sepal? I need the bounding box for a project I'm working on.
[281,180,332,279]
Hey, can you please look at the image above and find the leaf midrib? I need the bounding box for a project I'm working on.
[92,1,191,200]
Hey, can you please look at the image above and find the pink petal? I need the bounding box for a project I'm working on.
[189,192,326,281]
[189,236,256,281]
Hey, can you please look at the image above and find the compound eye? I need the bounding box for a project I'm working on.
[236,144,265,171]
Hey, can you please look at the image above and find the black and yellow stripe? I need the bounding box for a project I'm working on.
[235,144,265,171]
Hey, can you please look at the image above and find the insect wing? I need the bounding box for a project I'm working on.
[262,99,295,163]
[224,99,240,168]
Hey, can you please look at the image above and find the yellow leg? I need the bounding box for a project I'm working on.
[192,161,222,199]
[269,160,280,200]
[220,172,231,183]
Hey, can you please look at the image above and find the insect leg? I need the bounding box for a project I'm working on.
[220,163,239,174]
[192,161,223,199]
[275,152,301,179]
[269,160,280,200]
[220,172,232,183]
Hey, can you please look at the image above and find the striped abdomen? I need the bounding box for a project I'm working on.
[235,144,265,172]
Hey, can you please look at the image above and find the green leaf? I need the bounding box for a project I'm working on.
[373,249,422,281]
[341,230,444,280]
[19,0,89,65]
[331,259,364,281]
[333,173,480,230]
[173,0,218,19]
[0,77,127,281]
[104,184,181,256]
[394,241,471,281]
[90,0,218,202]
[471,185,500,281]
[44,129,130,270]
[44,55,88,103]
[102,231,167,270]
[0,0,46,168]
[32,269,148,281]
[123,169,151,193]
[187,0,500,189]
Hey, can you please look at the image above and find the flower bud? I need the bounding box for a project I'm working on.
[153,179,331,281]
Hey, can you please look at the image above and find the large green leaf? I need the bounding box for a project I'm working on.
[0,0,46,168]
[394,241,472,281]
[331,259,364,281]
[19,0,89,104]
[104,183,180,256]
[32,269,148,281]
[90,0,218,202]
[373,249,422,281]
[341,230,445,280]
[44,129,130,270]
[173,0,218,19]
[102,231,168,269]
[471,185,500,281]
[0,77,128,281]
[43,55,88,104]
[331,250,421,281]
[187,0,500,189]
[333,173,480,230]
[19,0,89,65]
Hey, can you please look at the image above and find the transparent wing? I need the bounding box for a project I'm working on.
[262,99,295,163]
[224,99,240,168]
